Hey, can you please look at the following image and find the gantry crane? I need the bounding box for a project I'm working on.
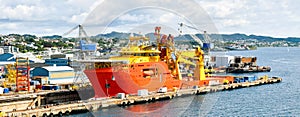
[177,23,213,80]
[62,24,96,87]
[178,23,213,54]
[63,24,89,43]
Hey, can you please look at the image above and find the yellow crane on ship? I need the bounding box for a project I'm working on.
[177,23,215,76]
[155,26,207,81]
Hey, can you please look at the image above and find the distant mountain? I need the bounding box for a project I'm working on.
[145,33,156,41]
[42,35,62,39]
[91,31,300,43]
[93,31,142,39]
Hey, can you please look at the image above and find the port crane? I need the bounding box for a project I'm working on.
[177,23,215,80]
[62,25,97,87]
[178,22,213,54]
[63,24,90,43]
[154,26,206,81]
[62,24,97,59]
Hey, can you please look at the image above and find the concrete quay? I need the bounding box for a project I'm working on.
[2,77,282,117]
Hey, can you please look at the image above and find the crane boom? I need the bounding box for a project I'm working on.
[62,24,92,44]
[178,23,211,45]
[63,25,88,38]
[62,25,79,37]
[190,34,203,47]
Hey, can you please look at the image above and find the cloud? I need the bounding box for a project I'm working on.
[118,14,152,23]
[222,19,249,27]
[159,13,176,23]
[82,0,217,36]
[198,0,247,18]
[70,12,89,24]
[0,0,100,36]
[0,0,299,37]
[0,22,19,30]
[196,0,300,37]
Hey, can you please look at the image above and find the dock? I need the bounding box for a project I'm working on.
[2,77,282,117]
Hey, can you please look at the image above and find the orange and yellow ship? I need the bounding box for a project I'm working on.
[83,27,233,98]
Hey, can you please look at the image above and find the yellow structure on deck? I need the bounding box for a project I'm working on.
[6,64,16,83]
[106,26,207,82]
[3,64,16,88]
[110,35,161,64]
[194,47,206,80]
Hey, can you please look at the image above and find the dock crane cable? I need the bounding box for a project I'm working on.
[178,22,212,50]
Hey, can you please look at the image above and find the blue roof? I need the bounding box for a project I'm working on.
[0,53,14,61]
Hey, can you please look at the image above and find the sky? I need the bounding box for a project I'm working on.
[0,0,299,38]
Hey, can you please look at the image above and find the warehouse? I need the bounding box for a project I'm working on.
[45,58,69,66]
[30,66,75,85]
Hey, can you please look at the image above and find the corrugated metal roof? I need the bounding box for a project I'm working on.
[42,66,74,72]
[0,53,14,61]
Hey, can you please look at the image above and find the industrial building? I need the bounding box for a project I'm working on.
[45,58,69,66]
[79,40,97,51]
[30,66,75,85]
[207,55,235,68]
[0,53,15,62]
[0,46,18,54]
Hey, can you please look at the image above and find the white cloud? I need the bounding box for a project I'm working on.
[159,13,176,23]
[196,0,300,37]
[70,12,89,24]
[0,23,19,30]
[223,19,249,27]
[82,0,217,36]
[0,5,43,20]
[0,0,100,36]
[0,0,299,37]
[199,0,247,18]
[118,14,152,23]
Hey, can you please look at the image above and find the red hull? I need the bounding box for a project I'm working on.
[84,62,182,97]
[84,62,234,98]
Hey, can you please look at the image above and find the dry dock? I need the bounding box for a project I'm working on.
[2,77,282,117]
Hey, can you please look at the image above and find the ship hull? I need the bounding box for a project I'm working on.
[84,62,234,98]
[84,62,182,97]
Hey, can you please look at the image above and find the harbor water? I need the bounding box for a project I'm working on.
[74,47,300,117]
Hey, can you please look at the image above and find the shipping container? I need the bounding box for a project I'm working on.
[138,89,148,96]
[117,93,126,99]
[0,87,3,94]
[157,87,167,93]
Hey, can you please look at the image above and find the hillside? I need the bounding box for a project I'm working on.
[92,32,300,43]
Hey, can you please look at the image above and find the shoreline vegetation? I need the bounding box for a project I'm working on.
[0,32,299,53]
